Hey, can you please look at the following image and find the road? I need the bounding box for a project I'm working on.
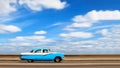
[0,60,120,68]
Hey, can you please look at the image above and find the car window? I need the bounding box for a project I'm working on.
[43,49,49,53]
[35,49,41,53]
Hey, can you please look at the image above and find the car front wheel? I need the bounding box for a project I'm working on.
[54,57,62,63]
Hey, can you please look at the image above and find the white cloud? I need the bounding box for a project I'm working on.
[60,32,93,38]
[34,30,47,35]
[0,35,54,47]
[64,23,92,31]
[94,25,120,48]
[52,23,62,26]
[0,0,67,16]
[0,24,21,34]
[58,10,120,53]
[87,10,120,20]
[54,25,120,54]
[87,25,113,31]
[9,42,33,46]
[8,35,55,47]
[0,0,17,16]
[96,29,109,36]
[47,23,62,28]
[19,0,67,11]
[1,25,120,54]
[65,10,120,30]
[10,35,54,43]
[73,25,120,49]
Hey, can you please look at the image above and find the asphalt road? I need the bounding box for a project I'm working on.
[0,60,120,68]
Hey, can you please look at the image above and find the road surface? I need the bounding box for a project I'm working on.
[0,60,120,68]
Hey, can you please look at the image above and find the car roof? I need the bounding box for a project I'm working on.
[32,48,49,51]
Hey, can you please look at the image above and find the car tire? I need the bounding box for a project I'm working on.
[54,57,62,63]
[27,60,34,63]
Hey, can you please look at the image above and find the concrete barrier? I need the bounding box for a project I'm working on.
[0,54,120,60]
[0,55,19,60]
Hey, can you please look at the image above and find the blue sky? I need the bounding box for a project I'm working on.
[0,0,120,54]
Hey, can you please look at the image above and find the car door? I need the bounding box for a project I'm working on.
[41,49,52,61]
[33,49,43,60]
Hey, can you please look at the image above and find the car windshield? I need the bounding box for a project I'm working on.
[30,50,34,53]
[35,49,41,53]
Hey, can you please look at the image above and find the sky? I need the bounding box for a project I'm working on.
[0,0,120,54]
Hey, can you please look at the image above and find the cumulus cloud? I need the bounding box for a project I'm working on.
[64,23,92,31]
[34,30,47,35]
[9,35,54,46]
[57,10,120,54]
[93,25,120,48]
[54,25,120,54]
[65,10,120,30]
[0,0,67,16]
[1,25,120,54]
[10,35,54,44]
[87,10,120,20]
[0,0,17,16]
[19,0,67,11]
[60,32,93,38]
[0,24,21,34]
[18,27,120,53]
[8,42,34,46]
[96,29,109,36]
[68,25,120,49]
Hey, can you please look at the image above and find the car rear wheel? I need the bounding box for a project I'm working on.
[27,60,34,63]
[54,57,62,63]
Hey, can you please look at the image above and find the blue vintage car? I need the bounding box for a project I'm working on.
[20,48,64,62]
